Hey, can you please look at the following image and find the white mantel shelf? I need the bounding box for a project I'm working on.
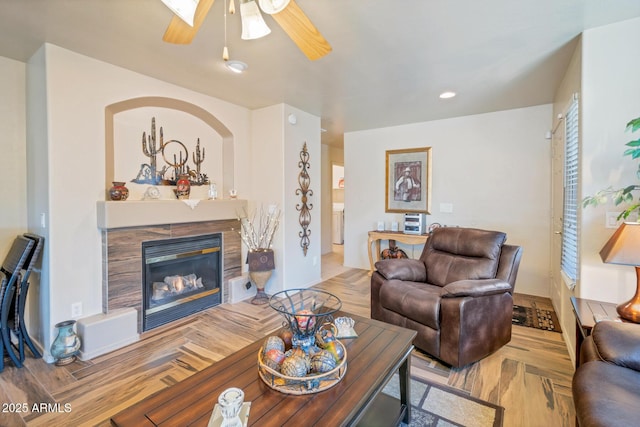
[97,199,248,229]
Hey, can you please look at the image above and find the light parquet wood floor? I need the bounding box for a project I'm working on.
[0,267,575,426]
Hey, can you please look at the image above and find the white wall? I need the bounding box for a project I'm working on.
[344,105,553,297]
[25,45,50,352]
[250,105,322,293]
[0,56,28,259]
[250,104,285,292]
[283,106,322,288]
[321,144,331,254]
[28,44,253,358]
[579,17,640,302]
[551,38,582,356]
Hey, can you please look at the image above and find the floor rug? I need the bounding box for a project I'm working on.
[512,305,561,333]
[382,371,504,427]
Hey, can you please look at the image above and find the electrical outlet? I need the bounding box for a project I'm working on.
[440,203,454,213]
[71,302,82,318]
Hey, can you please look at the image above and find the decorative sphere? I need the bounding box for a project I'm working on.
[315,328,336,348]
[278,330,293,351]
[285,348,310,371]
[263,336,285,354]
[295,309,316,331]
[324,341,344,362]
[263,349,285,372]
[281,355,309,377]
[310,350,337,373]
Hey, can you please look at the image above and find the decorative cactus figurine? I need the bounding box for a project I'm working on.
[192,138,205,182]
[141,117,164,184]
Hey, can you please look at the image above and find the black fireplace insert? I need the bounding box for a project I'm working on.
[142,233,222,331]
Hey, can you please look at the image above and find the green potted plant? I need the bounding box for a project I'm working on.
[583,117,640,219]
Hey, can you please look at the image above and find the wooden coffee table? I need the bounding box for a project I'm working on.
[111,312,416,426]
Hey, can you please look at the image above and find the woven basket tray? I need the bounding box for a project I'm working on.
[257,341,348,395]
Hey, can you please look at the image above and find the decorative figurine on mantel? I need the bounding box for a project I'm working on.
[134,117,167,185]
[238,206,281,304]
[131,117,210,190]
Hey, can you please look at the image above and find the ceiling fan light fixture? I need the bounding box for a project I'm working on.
[226,60,248,73]
[160,0,199,26]
[258,0,290,14]
[439,91,457,99]
[240,0,271,40]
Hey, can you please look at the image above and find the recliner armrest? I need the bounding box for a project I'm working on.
[374,259,427,282]
[592,321,640,371]
[441,278,512,298]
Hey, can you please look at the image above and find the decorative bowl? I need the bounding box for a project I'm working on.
[257,341,347,395]
[268,289,342,352]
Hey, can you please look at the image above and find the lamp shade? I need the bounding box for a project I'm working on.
[160,0,198,26]
[240,0,271,40]
[600,222,640,266]
[259,0,290,14]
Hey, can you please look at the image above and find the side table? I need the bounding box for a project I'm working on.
[367,230,428,275]
[570,296,621,368]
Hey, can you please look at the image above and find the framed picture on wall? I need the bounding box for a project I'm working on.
[385,147,432,213]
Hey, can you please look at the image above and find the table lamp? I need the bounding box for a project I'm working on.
[600,222,640,323]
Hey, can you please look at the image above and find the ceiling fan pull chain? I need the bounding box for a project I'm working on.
[223,0,230,61]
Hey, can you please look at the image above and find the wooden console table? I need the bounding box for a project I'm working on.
[367,230,428,275]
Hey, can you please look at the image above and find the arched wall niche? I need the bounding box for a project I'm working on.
[104,96,234,197]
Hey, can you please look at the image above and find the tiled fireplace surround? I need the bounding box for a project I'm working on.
[103,222,240,333]
[82,199,247,359]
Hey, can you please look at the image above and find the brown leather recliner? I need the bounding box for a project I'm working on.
[371,227,522,367]
[573,321,640,427]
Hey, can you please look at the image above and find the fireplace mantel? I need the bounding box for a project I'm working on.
[97,199,247,229]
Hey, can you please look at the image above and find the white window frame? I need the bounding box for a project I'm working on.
[561,94,579,289]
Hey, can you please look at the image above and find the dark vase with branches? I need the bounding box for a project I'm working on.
[583,117,640,219]
[239,206,280,305]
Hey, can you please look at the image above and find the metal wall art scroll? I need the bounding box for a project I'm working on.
[133,117,209,186]
[296,143,313,256]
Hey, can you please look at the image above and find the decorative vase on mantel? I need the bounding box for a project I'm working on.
[109,181,129,201]
[175,174,191,200]
[248,249,275,305]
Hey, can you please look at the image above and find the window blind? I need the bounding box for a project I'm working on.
[561,95,579,284]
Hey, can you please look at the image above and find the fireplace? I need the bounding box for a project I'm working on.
[142,233,222,331]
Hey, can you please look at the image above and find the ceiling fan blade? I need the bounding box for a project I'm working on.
[163,0,216,44]
[270,0,331,60]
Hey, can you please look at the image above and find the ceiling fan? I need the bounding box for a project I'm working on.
[161,0,332,60]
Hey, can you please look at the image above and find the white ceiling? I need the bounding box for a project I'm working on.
[1,0,640,147]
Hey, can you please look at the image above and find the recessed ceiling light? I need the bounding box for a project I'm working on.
[225,60,248,73]
[439,91,456,99]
